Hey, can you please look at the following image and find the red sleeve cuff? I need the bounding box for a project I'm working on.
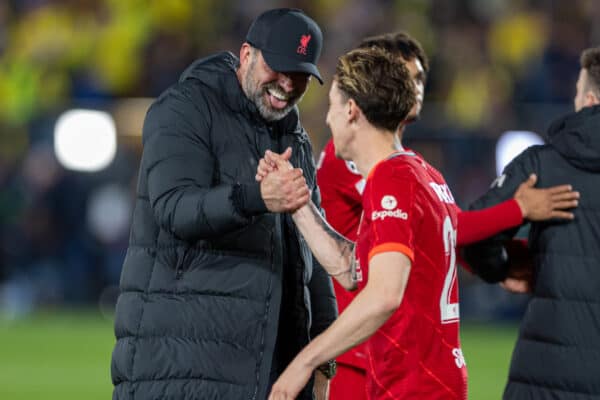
[368,242,414,263]
[457,199,523,246]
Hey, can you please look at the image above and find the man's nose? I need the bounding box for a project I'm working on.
[415,82,424,95]
[415,83,424,100]
[278,73,294,93]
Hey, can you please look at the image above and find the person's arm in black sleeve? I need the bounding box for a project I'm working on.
[309,263,338,338]
[143,86,267,242]
[462,148,540,283]
[304,146,338,338]
[308,194,338,338]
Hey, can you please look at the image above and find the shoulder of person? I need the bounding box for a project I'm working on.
[369,157,417,184]
[178,51,237,84]
[501,144,546,177]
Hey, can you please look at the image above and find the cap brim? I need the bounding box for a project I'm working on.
[261,50,323,85]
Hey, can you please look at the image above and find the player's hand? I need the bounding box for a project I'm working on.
[268,358,313,400]
[260,165,310,213]
[255,147,292,181]
[500,277,531,293]
[501,239,533,293]
[514,174,579,221]
[502,263,533,293]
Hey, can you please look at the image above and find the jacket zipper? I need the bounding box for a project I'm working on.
[175,247,192,280]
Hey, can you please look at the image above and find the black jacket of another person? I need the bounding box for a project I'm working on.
[111,52,337,400]
[463,105,600,400]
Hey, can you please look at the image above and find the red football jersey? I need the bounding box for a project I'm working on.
[355,150,467,400]
[317,140,365,240]
[317,140,368,369]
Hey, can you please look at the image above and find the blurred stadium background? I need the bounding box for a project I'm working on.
[0,0,596,398]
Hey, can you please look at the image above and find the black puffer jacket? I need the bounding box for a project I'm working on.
[463,105,600,399]
[111,52,337,400]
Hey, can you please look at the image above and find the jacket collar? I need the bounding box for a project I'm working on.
[179,52,264,124]
[180,52,305,135]
[547,104,600,171]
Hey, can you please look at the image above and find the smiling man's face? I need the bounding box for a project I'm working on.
[240,46,310,121]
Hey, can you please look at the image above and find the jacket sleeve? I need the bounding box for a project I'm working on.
[308,184,339,338]
[461,147,540,282]
[293,134,337,338]
[142,85,267,242]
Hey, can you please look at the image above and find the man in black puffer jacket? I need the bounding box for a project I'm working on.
[111,8,337,400]
[463,46,600,399]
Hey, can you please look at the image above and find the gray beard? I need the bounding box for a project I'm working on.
[242,55,304,121]
[250,86,296,121]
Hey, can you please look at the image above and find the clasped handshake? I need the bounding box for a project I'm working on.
[256,147,310,213]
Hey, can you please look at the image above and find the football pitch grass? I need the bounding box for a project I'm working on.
[0,310,518,399]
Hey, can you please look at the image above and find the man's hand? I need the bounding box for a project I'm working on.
[502,265,533,293]
[268,357,314,400]
[260,167,310,212]
[313,370,330,400]
[256,147,293,181]
[514,174,579,221]
[501,277,531,293]
[259,148,309,212]
[501,239,534,293]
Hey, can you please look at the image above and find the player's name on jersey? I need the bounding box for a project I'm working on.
[429,183,455,204]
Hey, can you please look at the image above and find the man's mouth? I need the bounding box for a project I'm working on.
[266,88,291,109]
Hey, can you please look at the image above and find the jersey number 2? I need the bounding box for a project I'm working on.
[440,216,459,324]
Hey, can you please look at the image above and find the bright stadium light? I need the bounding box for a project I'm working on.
[495,130,544,176]
[54,109,117,172]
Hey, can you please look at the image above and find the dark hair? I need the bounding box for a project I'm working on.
[358,31,429,76]
[581,47,600,95]
[334,47,415,132]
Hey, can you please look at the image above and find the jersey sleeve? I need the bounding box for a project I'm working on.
[317,140,365,239]
[363,164,421,263]
[457,199,523,246]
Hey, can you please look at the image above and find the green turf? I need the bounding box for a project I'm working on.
[0,311,519,399]
[462,323,519,399]
[0,310,115,400]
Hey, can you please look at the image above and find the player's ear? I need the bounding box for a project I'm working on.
[347,98,360,124]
